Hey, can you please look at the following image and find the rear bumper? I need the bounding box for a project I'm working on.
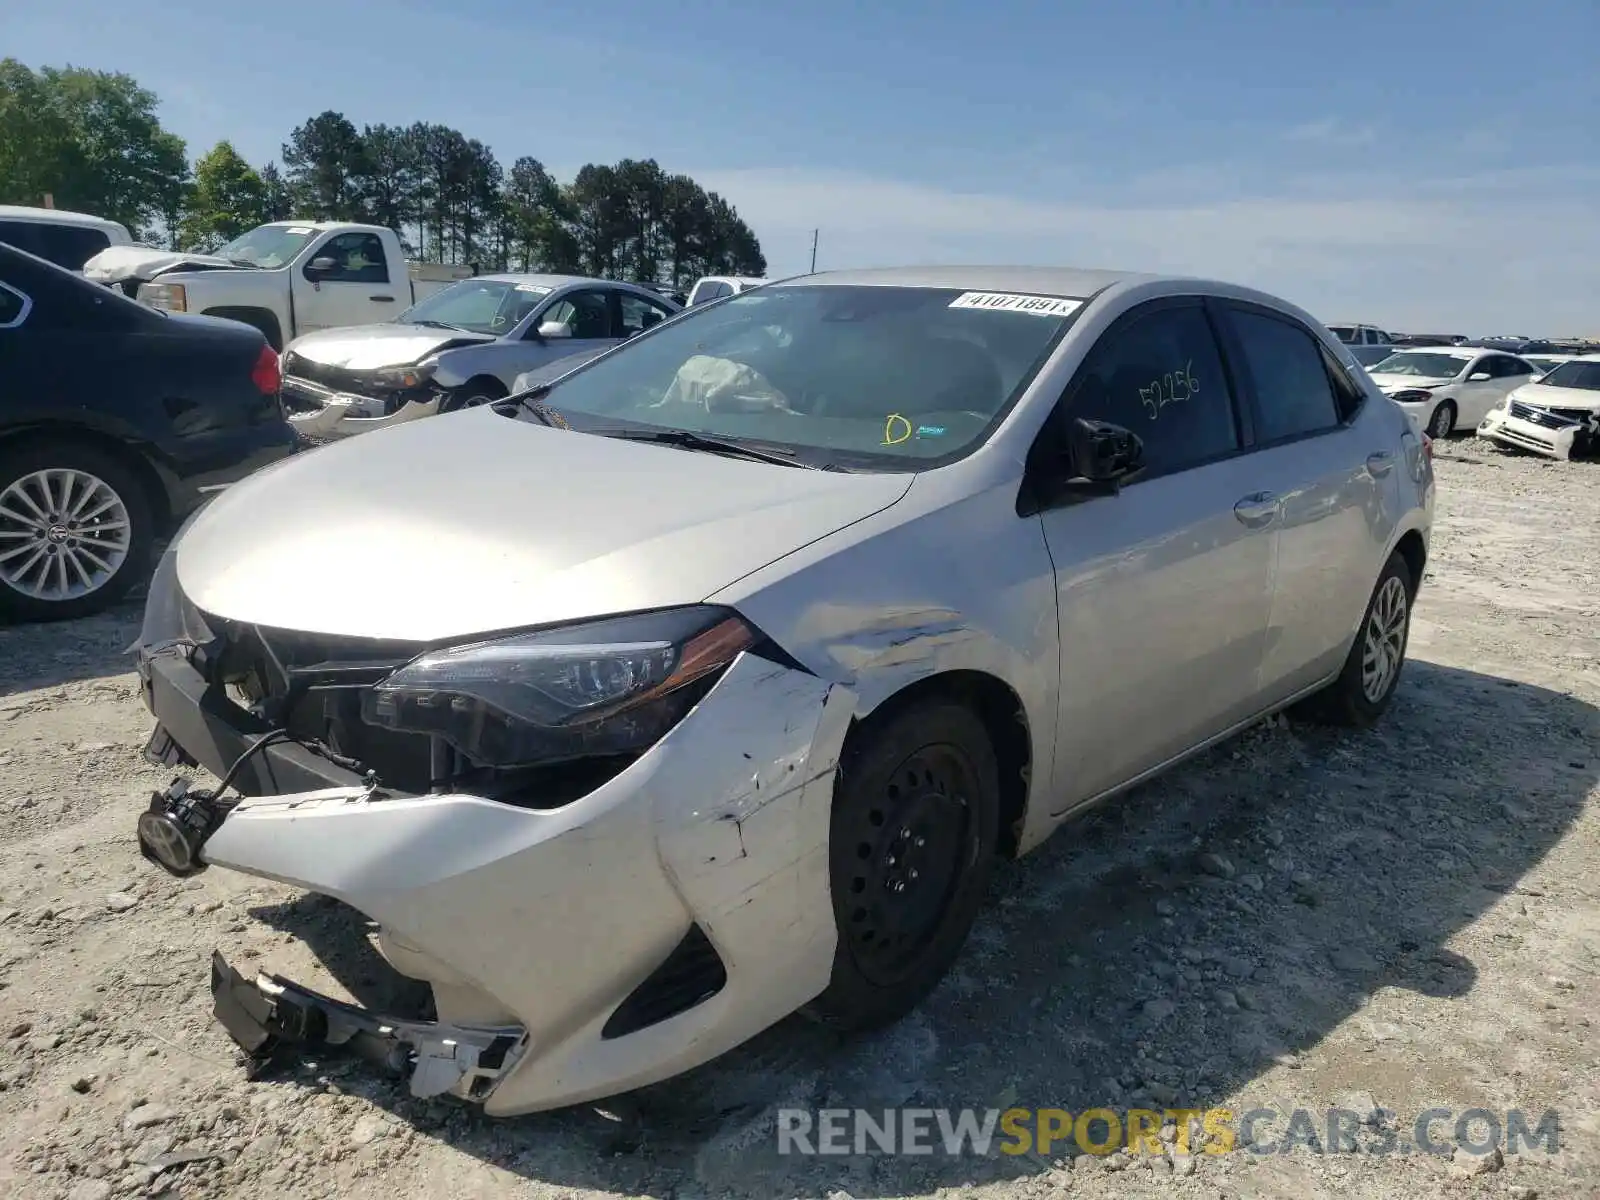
[160,422,299,520]
[137,639,854,1115]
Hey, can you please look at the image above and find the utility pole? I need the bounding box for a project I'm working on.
[809,229,818,273]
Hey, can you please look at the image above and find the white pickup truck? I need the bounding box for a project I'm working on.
[81,221,474,350]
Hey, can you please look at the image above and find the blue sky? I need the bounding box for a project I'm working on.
[13,0,1599,332]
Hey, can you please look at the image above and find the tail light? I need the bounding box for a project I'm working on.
[250,344,281,395]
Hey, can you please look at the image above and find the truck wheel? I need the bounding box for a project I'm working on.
[0,440,155,622]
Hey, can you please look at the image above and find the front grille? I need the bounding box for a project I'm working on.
[601,925,728,1039]
[1508,402,1580,429]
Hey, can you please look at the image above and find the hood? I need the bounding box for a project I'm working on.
[1368,373,1456,395]
[286,323,496,372]
[174,407,914,642]
[1509,382,1600,413]
[81,244,236,285]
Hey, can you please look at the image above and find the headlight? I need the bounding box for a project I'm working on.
[361,606,757,767]
[1391,389,1433,403]
[137,282,187,312]
[373,361,437,390]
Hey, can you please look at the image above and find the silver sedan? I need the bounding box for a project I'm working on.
[133,265,1433,1116]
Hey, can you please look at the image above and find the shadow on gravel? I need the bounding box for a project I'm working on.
[242,658,1596,1198]
[0,601,145,698]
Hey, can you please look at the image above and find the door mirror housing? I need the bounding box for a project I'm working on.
[536,320,573,339]
[1467,371,1491,382]
[1064,417,1145,491]
[305,256,338,277]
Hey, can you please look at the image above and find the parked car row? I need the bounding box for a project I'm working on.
[123,262,1435,1117]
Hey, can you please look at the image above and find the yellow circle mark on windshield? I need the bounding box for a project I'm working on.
[882,413,913,445]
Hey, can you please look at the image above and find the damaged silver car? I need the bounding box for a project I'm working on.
[133,266,1433,1115]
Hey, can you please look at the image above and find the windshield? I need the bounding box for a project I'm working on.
[399,279,551,334]
[1371,352,1469,378]
[526,284,1085,470]
[213,224,317,268]
[1327,325,1359,344]
[1524,357,1564,373]
[1535,360,1600,392]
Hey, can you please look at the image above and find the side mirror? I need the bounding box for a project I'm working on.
[537,320,573,339]
[1467,371,1491,382]
[306,256,338,276]
[1064,417,1145,490]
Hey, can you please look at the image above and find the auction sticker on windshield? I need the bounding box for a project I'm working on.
[516,284,552,293]
[948,292,1082,317]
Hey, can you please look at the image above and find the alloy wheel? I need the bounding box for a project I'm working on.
[1360,575,1408,703]
[0,469,132,602]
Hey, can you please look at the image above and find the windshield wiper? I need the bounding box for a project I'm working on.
[589,427,821,469]
[402,318,467,331]
[227,258,261,268]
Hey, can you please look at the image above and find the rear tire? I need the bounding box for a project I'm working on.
[0,440,155,622]
[803,701,1000,1032]
[1426,401,1456,438]
[1291,551,1414,729]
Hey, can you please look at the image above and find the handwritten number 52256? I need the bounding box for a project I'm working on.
[1139,361,1200,419]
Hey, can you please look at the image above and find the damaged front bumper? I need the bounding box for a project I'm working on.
[282,375,443,441]
[1478,405,1594,461]
[134,620,854,1114]
[211,952,527,1101]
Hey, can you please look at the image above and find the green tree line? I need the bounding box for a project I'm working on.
[0,60,766,287]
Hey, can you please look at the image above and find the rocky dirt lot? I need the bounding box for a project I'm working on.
[0,440,1596,1200]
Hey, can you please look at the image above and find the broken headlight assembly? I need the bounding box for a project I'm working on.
[372,361,438,392]
[360,606,758,767]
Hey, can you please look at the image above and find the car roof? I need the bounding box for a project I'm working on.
[472,273,669,293]
[787,265,1153,295]
[0,205,130,233]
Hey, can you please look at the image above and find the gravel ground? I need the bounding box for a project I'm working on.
[0,439,1596,1200]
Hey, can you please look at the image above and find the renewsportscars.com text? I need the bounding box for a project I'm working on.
[776,1106,1561,1159]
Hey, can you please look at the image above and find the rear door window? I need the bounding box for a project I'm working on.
[1226,307,1344,442]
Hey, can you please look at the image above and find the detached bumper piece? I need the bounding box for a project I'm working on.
[283,375,442,442]
[210,952,527,1103]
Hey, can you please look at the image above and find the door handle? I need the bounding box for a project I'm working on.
[1233,491,1279,528]
[369,294,395,302]
[1366,450,1395,477]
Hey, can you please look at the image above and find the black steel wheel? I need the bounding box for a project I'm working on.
[804,701,1000,1031]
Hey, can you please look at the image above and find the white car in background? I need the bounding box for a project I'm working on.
[1366,347,1540,438]
[686,275,766,305]
[1477,354,1600,460]
[1326,322,1397,367]
[1520,354,1579,379]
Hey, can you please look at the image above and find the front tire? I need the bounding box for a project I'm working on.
[439,381,507,413]
[1292,551,1414,728]
[1426,401,1457,438]
[803,701,1000,1032]
[0,440,155,622]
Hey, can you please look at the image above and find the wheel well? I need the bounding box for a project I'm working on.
[1394,529,1426,594]
[201,306,283,351]
[847,671,1032,858]
[0,425,171,528]
[462,375,507,398]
